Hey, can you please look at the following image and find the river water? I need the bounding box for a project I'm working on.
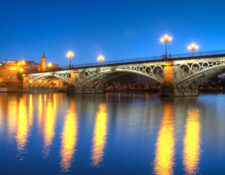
[0,93,224,175]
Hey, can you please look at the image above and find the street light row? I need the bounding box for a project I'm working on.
[66,51,105,68]
[66,34,199,67]
[160,34,199,59]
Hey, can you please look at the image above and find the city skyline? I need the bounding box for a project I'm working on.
[0,0,225,66]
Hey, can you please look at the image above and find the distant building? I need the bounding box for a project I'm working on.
[25,61,39,72]
[0,53,59,92]
[0,59,39,83]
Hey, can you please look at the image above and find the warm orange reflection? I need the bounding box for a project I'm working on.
[38,94,43,127]
[154,103,175,175]
[7,97,17,136]
[28,94,33,127]
[60,100,78,172]
[16,97,28,151]
[44,94,47,102]
[43,96,57,154]
[91,104,108,167]
[183,108,201,175]
[53,93,57,110]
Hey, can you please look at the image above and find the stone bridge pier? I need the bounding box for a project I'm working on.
[160,61,199,96]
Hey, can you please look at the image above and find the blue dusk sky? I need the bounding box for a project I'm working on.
[0,0,225,66]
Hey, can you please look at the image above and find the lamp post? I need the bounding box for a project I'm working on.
[97,54,105,62]
[66,51,74,68]
[160,34,172,60]
[187,43,199,56]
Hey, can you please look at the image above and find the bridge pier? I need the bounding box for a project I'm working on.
[160,61,199,97]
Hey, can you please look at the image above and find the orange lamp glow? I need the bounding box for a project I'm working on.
[160,34,172,43]
[66,51,74,59]
[48,62,53,68]
[187,43,199,51]
[97,54,105,62]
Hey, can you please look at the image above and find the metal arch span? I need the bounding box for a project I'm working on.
[26,70,73,84]
[74,63,165,85]
[173,56,225,87]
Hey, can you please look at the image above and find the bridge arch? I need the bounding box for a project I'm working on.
[76,66,164,86]
[74,68,163,93]
[26,70,73,85]
[31,75,71,84]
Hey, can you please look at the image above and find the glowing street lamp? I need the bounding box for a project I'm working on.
[160,34,172,60]
[66,51,74,68]
[187,43,199,56]
[97,54,105,62]
[47,62,53,68]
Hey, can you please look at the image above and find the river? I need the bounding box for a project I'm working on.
[0,93,224,174]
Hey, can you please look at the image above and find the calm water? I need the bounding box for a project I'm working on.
[0,93,225,175]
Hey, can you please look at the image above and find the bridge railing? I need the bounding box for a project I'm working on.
[63,49,225,69]
[62,55,164,69]
[170,49,225,59]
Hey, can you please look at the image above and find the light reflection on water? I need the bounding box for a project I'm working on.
[0,93,224,174]
[42,94,57,156]
[60,99,78,172]
[154,102,175,175]
[183,108,201,175]
[16,97,28,152]
[91,103,108,167]
[38,94,43,128]
[7,96,17,138]
[28,94,33,127]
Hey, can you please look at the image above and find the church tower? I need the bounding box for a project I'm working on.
[39,52,47,71]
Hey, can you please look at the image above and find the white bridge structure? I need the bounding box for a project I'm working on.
[25,50,225,96]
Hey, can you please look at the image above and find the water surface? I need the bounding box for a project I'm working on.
[0,93,224,174]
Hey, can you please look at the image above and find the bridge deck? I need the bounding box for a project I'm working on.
[26,50,225,74]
